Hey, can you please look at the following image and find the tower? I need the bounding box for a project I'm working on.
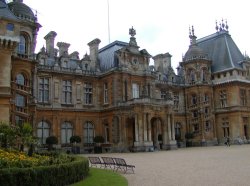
[0,0,20,122]
[0,0,41,124]
[180,26,214,146]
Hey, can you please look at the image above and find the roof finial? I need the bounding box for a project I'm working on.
[221,18,225,30]
[189,25,197,45]
[225,19,229,31]
[191,25,195,36]
[129,26,136,37]
[129,26,138,47]
[215,20,219,32]
[217,18,229,32]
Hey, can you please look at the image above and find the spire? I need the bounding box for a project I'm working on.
[189,25,197,45]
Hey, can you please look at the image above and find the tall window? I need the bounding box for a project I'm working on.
[39,78,49,103]
[37,121,50,145]
[189,69,196,84]
[193,110,198,118]
[16,94,25,107]
[61,122,73,144]
[62,80,72,104]
[84,122,94,143]
[175,122,181,139]
[222,121,229,137]
[201,68,207,82]
[132,83,139,98]
[15,115,24,125]
[173,92,179,109]
[243,117,248,138]
[18,35,26,54]
[204,93,209,102]
[204,107,209,115]
[16,74,25,85]
[104,83,108,104]
[220,90,227,108]
[240,89,247,106]
[205,121,211,132]
[193,123,199,133]
[112,117,120,144]
[191,94,197,105]
[161,91,166,99]
[104,124,109,143]
[84,83,93,104]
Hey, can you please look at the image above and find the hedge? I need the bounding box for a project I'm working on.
[0,156,89,186]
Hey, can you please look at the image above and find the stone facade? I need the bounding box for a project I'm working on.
[1,1,250,152]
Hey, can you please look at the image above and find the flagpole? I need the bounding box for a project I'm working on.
[107,0,110,44]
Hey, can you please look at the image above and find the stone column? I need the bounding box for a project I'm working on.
[148,114,152,141]
[171,114,175,140]
[134,114,139,142]
[168,114,172,140]
[143,113,148,141]
[163,120,168,145]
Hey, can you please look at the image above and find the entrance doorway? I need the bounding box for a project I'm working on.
[151,118,163,149]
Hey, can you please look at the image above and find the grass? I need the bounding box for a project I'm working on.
[71,168,128,186]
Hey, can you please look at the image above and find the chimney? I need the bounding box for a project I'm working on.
[57,42,70,57]
[88,38,101,64]
[44,31,57,57]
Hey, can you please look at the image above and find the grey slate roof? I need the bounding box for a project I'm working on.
[196,30,244,73]
[98,40,128,71]
[0,1,19,21]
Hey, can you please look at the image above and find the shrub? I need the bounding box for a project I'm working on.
[0,151,89,186]
[70,135,81,144]
[46,136,58,151]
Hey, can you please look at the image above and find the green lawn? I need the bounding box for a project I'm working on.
[71,168,128,186]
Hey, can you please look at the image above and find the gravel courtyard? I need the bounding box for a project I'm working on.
[87,145,250,186]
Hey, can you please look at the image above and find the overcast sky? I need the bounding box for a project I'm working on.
[23,0,250,70]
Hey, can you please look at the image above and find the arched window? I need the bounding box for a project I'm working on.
[18,35,26,54]
[84,122,94,143]
[190,70,196,82]
[191,94,197,105]
[112,117,120,144]
[16,74,25,85]
[37,121,50,145]
[61,122,73,144]
[201,68,207,82]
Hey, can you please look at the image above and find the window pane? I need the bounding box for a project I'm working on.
[6,23,14,31]
[18,35,26,54]
[16,74,25,85]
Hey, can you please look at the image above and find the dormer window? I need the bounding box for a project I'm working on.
[6,23,14,31]
[62,60,69,68]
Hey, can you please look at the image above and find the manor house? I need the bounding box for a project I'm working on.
[1,0,250,152]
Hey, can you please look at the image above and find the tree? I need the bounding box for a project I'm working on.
[70,135,81,144]
[16,122,35,151]
[0,122,16,148]
[46,136,58,151]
